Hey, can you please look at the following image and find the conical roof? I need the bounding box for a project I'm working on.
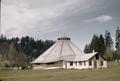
[32,36,85,63]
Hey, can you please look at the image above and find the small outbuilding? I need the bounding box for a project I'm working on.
[32,36,107,69]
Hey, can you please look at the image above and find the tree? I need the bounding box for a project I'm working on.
[84,34,106,56]
[104,30,113,60]
[84,44,92,53]
[0,35,55,66]
[97,34,106,55]
[90,34,99,51]
[105,30,113,49]
[112,50,120,61]
[115,26,120,50]
[8,42,17,66]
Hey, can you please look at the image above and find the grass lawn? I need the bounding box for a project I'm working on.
[0,63,120,81]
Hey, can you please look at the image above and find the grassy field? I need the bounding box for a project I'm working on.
[0,63,120,81]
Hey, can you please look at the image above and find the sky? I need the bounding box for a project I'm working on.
[1,0,120,50]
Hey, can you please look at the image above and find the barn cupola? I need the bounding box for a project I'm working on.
[57,36,71,40]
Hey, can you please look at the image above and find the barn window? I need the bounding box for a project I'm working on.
[70,62,73,66]
[79,62,82,65]
[36,63,41,65]
[47,62,55,65]
[89,61,92,66]
[101,61,103,66]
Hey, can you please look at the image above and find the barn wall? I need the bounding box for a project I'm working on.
[90,55,107,69]
[63,54,107,69]
[32,61,63,70]
[32,54,107,70]
[101,61,107,68]
[63,61,94,69]
[87,61,94,69]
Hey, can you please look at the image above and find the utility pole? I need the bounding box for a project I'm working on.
[0,0,1,36]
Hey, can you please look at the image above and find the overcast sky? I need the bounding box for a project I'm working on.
[1,0,120,50]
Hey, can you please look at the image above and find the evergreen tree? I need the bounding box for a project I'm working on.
[87,34,99,53]
[105,30,113,49]
[115,26,120,50]
[98,34,106,55]
[84,44,92,53]
[90,34,99,52]
[84,34,106,56]
[104,30,113,60]
[0,35,55,66]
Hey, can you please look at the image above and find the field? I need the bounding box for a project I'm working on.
[0,62,120,81]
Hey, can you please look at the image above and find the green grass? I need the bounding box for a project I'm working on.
[0,63,120,81]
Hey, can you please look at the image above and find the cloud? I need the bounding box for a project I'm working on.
[2,0,108,39]
[2,0,91,38]
[2,1,41,37]
[84,15,112,23]
[95,15,112,23]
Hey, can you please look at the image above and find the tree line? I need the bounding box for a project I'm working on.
[84,27,120,61]
[0,35,55,67]
[0,27,120,67]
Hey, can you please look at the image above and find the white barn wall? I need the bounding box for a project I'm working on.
[64,61,95,69]
[101,61,107,68]
[87,61,94,69]
[96,60,100,69]
[33,60,107,70]
[96,60,107,69]
[103,61,107,68]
